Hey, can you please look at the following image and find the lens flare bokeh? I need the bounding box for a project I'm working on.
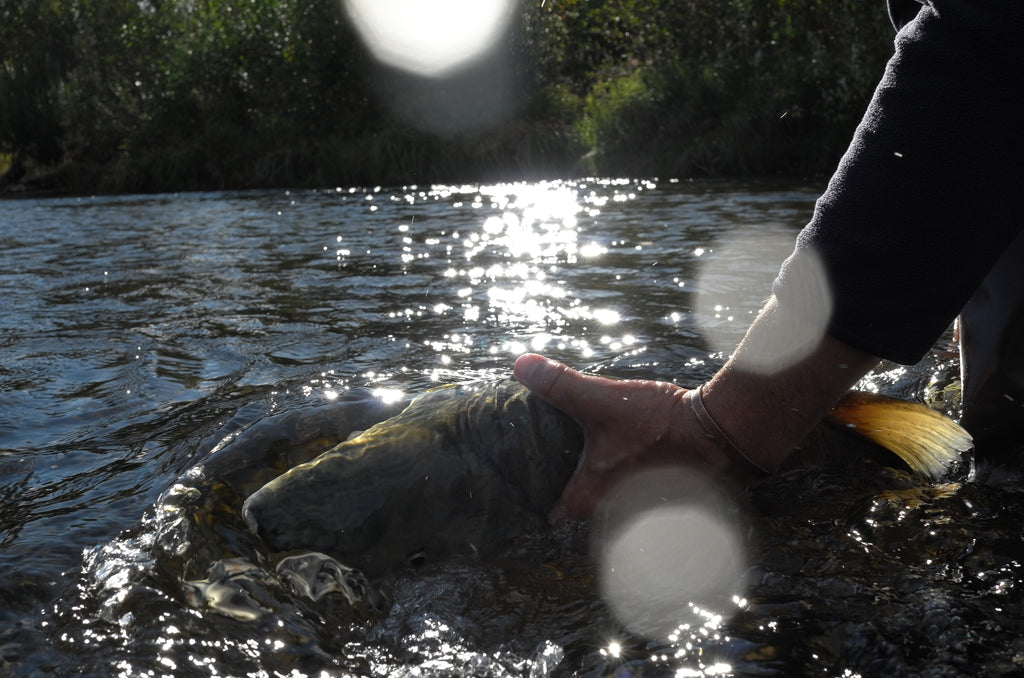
[595,467,748,640]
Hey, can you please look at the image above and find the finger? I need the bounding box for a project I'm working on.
[513,353,582,416]
[513,353,572,392]
[513,353,618,422]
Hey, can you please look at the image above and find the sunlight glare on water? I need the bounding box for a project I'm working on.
[6,182,1008,677]
[12,180,928,678]
[371,387,406,404]
[382,180,642,373]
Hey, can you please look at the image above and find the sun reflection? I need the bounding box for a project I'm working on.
[530,333,553,351]
[358,180,660,369]
[675,663,734,677]
[592,308,621,325]
[371,387,406,404]
[579,241,608,257]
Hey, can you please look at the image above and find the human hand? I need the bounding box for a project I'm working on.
[513,353,738,520]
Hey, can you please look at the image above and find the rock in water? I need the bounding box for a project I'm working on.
[243,379,584,575]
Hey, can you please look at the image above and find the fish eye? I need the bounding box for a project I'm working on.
[406,549,427,568]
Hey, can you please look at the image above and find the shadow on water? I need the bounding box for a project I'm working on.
[2,180,1023,677]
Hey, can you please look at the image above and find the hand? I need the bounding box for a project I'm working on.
[513,353,719,520]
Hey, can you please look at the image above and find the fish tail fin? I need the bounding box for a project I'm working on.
[826,391,973,480]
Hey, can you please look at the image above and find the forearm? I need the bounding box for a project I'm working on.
[699,295,880,472]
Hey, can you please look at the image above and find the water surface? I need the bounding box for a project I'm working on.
[2,180,1019,677]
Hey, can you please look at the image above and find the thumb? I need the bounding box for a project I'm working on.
[513,353,599,421]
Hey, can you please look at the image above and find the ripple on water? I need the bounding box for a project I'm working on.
[7,181,1024,677]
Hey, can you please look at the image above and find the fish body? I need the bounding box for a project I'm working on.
[154,389,410,574]
[243,379,584,575]
[197,390,410,504]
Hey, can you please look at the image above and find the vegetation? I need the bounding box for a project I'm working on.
[1,0,894,194]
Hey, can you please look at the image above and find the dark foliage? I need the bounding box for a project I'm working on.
[0,0,894,193]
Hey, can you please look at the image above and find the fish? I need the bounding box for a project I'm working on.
[193,389,410,510]
[243,379,584,576]
[143,389,410,620]
[156,388,410,574]
[241,377,972,577]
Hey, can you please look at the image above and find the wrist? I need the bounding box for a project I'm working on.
[690,384,776,475]
[664,387,773,489]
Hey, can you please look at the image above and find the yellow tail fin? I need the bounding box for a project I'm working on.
[826,391,973,480]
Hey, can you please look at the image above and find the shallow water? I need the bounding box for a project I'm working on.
[1,179,1021,677]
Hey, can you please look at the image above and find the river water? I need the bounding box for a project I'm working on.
[1,180,1022,677]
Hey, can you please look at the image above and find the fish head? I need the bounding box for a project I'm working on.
[241,427,517,576]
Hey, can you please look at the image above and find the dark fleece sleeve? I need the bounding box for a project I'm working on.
[773,0,1024,365]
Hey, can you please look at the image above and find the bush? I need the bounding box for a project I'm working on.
[0,0,895,192]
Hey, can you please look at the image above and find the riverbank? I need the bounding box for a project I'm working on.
[1,1,893,196]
